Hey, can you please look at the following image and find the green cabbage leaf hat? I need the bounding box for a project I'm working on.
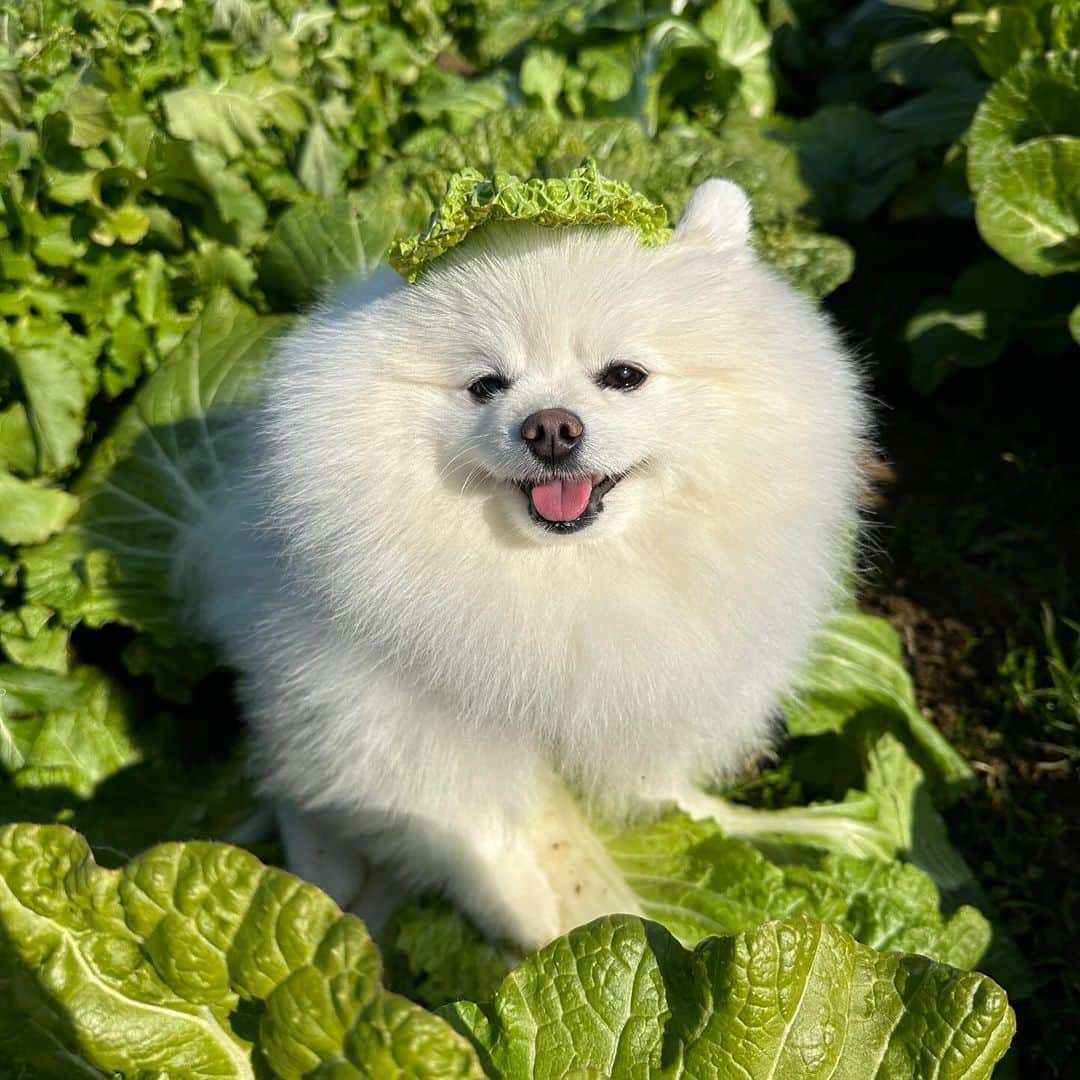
[387,159,672,283]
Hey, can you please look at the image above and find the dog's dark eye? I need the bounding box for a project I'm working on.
[600,363,648,391]
[468,375,510,402]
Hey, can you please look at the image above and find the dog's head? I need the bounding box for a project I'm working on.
[347,179,815,550]
[261,179,860,564]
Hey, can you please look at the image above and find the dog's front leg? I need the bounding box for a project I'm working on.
[276,749,562,952]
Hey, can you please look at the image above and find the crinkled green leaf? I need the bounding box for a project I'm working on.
[520,46,568,117]
[0,404,36,477]
[755,220,855,297]
[384,900,521,1010]
[0,605,68,673]
[682,719,978,896]
[61,85,115,148]
[442,914,1014,1080]
[0,658,253,862]
[0,472,77,546]
[974,135,1080,275]
[29,215,87,268]
[1071,302,1080,342]
[414,71,511,136]
[1,317,98,477]
[101,313,152,398]
[91,205,151,247]
[579,42,635,103]
[0,665,139,799]
[361,110,849,297]
[605,801,986,961]
[296,121,346,200]
[0,824,485,1078]
[968,51,1080,192]
[389,158,672,282]
[146,138,267,249]
[860,725,977,894]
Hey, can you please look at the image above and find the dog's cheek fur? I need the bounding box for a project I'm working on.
[181,215,869,944]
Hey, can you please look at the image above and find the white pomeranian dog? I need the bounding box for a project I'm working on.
[191,179,867,949]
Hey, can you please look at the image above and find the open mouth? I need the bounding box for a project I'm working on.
[517,473,623,534]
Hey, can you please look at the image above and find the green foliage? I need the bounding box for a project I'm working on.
[20,289,292,651]
[442,915,1014,1080]
[0,823,1016,1078]
[1000,605,1080,751]
[761,0,1079,391]
[389,159,672,281]
[0,823,485,1078]
[0,1,1052,1074]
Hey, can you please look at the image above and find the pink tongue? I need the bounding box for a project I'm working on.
[530,477,594,522]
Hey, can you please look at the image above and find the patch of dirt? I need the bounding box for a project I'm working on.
[862,592,977,744]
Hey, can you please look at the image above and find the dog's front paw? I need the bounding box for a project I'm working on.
[458,851,562,953]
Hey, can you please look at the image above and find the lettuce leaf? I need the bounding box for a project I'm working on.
[389,159,671,282]
[0,473,76,547]
[259,194,397,309]
[0,828,1015,1079]
[385,804,990,1014]
[0,604,69,672]
[967,52,1080,193]
[379,110,853,296]
[0,665,140,799]
[442,914,1014,1080]
[974,136,1080,276]
[0,823,485,1078]
[788,611,974,795]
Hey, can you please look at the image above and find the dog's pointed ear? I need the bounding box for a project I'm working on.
[674,179,752,249]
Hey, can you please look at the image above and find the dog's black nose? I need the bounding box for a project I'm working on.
[521,408,584,462]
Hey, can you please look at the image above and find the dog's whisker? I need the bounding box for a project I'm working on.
[438,435,496,480]
[459,464,486,497]
[439,450,477,480]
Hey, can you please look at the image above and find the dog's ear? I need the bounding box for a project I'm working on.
[674,179,752,249]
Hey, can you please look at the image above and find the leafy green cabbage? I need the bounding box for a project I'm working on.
[0,823,485,1078]
[0,823,1016,1078]
[444,914,1014,1080]
[389,159,671,282]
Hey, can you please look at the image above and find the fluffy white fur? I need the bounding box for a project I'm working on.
[189,180,867,949]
